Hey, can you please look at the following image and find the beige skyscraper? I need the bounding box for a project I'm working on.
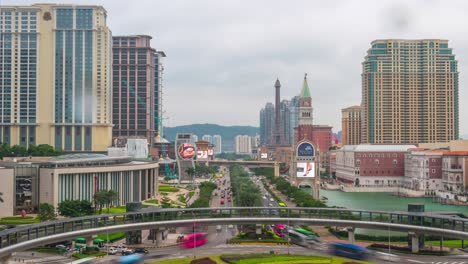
[0,4,112,151]
[341,105,361,145]
[361,39,459,144]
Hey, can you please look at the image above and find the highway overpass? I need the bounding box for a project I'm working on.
[0,207,467,257]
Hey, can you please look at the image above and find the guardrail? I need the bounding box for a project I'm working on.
[0,207,466,256]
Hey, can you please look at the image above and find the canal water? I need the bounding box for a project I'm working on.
[320,189,468,216]
[320,190,468,236]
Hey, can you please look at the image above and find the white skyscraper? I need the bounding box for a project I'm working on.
[202,135,212,143]
[213,135,222,154]
[235,135,252,154]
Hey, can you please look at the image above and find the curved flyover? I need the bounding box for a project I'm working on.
[0,207,467,257]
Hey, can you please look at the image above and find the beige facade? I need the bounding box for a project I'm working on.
[0,4,112,151]
[341,106,362,145]
[0,168,15,217]
[361,39,459,145]
[39,156,159,208]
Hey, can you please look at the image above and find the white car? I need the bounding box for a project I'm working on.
[108,247,118,255]
[114,245,128,253]
[374,252,401,262]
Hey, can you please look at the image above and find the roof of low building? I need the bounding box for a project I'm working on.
[354,144,417,152]
[49,153,107,161]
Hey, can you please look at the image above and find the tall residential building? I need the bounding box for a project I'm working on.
[191,134,198,144]
[280,99,291,145]
[235,135,252,154]
[341,105,362,145]
[362,39,459,144]
[259,102,274,145]
[112,35,157,143]
[202,135,212,143]
[0,4,112,151]
[154,51,166,136]
[212,135,222,154]
[288,96,300,144]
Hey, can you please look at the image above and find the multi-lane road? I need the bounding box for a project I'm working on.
[11,168,468,264]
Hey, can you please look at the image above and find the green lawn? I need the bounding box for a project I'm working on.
[145,199,160,204]
[149,254,371,264]
[159,185,180,192]
[394,240,467,249]
[96,232,126,242]
[101,206,127,214]
[0,216,40,225]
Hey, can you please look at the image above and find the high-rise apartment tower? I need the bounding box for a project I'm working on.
[361,39,459,144]
[0,4,112,151]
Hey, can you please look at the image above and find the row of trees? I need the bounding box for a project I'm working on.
[188,181,217,208]
[0,144,61,159]
[185,164,220,179]
[36,190,120,221]
[230,165,262,207]
[266,175,326,208]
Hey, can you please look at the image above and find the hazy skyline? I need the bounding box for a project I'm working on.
[6,0,468,135]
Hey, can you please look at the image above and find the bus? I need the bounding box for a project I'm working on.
[294,228,321,242]
[287,230,318,248]
[66,257,96,264]
[329,242,369,260]
[181,233,208,248]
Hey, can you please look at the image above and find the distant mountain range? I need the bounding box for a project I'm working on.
[163,124,259,152]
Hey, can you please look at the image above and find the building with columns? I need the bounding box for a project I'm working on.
[39,154,159,208]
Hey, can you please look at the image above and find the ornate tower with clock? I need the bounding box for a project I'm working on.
[296,74,314,143]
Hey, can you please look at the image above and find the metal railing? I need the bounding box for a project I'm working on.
[0,207,466,252]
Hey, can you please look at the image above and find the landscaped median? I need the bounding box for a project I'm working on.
[0,216,40,225]
[159,185,180,192]
[149,254,371,264]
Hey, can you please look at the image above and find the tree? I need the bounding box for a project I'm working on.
[38,203,55,221]
[93,191,107,214]
[105,190,119,213]
[58,200,93,217]
[58,200,80,217]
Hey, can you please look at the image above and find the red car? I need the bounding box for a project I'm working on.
[220,200,225,205]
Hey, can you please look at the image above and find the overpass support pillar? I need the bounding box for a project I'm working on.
[274,162,279,177]
[346,227,355,244]
[409,232,419,253]
[86,236,94,248]
[256,224,262,235]
[149,228,165,246]
[0,253,11,263]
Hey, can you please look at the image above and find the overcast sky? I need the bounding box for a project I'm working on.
[7,0,468,135]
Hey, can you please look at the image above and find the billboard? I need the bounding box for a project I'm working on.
[297,142,315,157]
[296,162,315,178]
[178,143,195,160]
[207,149,214,156]
[197,150,208,159]
[260,153,268,159]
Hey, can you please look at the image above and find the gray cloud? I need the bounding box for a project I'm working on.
[7,0,468,134]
